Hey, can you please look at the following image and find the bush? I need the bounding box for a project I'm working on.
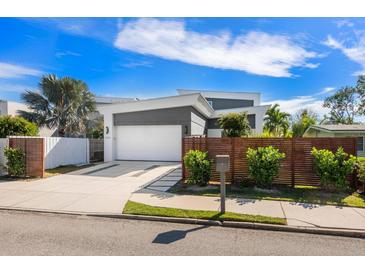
[183,150,212,186]
[0,115,38,138]
[356,158,365,185]
[4,147,25,177]
[246,146,285,187]
[218,112,251,137]
[311,147,356,190]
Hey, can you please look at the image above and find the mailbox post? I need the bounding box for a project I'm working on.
[216,155,230,214]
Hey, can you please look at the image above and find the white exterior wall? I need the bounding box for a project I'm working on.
[0,101,29,116]
[191,112,206,136]
[44,137,89,169]
[103,112,115,161]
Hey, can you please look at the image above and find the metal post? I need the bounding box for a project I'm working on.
[216,155,229,215]
[220,171,226,214]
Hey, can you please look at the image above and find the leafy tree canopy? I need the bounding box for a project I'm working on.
[263,104,290,137]
[291,109,318,137]
[18,74,96,137]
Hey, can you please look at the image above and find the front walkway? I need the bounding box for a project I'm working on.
[0,161,180,214]
[129,191,365,230]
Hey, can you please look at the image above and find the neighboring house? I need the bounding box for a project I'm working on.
[98,89,270,162]
[0,100,29,116]
[303,124,365,157]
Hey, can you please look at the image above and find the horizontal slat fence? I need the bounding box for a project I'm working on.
[182,137,357,187]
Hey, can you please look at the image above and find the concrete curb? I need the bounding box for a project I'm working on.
[115,214,365,239]
[1,206,365,239]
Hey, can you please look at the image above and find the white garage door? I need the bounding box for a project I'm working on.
[115,125,182,161]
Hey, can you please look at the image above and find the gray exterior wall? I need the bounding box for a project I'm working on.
[113,106,207,136]
[205,97,254,110]
[207,114,256,129]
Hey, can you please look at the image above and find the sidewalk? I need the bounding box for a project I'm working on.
[129,191,365,230]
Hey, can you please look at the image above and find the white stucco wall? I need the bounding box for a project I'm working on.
[191,112,206,135]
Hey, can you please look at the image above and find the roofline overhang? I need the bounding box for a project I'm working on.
[210,104,271,119]
[97,93,214,118]
[304,125,365,135]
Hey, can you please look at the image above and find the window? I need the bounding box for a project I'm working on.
[207,100,213,107]
[357,137,364,151]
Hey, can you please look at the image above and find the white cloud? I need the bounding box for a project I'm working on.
[317,86,336,95]
[0,82,35,93]
[0,62,42,78]
[121,60,153,68]
[114,18,319,77]
[335,19,354,28]
[263,96,327,116]
[55,50,81,58]
[324,35,365,75]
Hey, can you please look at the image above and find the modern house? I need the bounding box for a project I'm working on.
[98,89,270,162]
[0,100,29,116]
[303,124,365,157]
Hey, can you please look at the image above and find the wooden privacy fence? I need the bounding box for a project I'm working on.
[9,137,45,178]
[182,137,357,187]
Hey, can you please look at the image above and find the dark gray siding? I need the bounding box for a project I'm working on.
[113,106,207,136]
[205,97,254,110]
[207,114,256,129]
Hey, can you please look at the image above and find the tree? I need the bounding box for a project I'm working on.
[217,112,251,137]
[0,115,38,138]
[85,116,104,139]
[18,74,96,137]
[263,104,290,137]
[291,109,318,137]
[322,87,359,124]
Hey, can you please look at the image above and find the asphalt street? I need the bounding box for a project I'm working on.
[0,210,364,255]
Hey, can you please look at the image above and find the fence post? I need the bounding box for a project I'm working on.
[291,138,295,187]
[231,137,235,183]
[182,137,186,181]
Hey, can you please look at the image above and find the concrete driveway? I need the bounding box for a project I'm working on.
[0,161,181,214]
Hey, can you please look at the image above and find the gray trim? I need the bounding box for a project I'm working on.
[113,106,207,136]
[207,114,256,129]
[205,97,254,110]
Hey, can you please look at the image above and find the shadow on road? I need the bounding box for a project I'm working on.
[152,225,208,244]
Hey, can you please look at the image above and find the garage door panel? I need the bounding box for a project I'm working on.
[116,125,181,161]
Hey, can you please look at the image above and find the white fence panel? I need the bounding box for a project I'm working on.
[44,137,89,169]
[0,138,8,173]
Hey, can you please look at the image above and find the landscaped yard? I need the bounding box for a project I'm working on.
[123,200,287,225]
[170,182,365,208]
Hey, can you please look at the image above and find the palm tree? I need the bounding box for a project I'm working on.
[18,74,96,137]
[263,104,291,137]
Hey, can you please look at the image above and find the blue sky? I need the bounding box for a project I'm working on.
[1,17,365,115]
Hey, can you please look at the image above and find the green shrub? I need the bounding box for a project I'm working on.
[356,157,365,185]
[183,150,212,186]
[218,112,251,137]
[311,147,356,190]
[4,147,25,177]
[0,115,38,138]
[246,146,285,187]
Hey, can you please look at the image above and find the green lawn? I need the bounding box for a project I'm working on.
[170,183,365,208]
[123,200,287,225]
[45,164,94,177]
